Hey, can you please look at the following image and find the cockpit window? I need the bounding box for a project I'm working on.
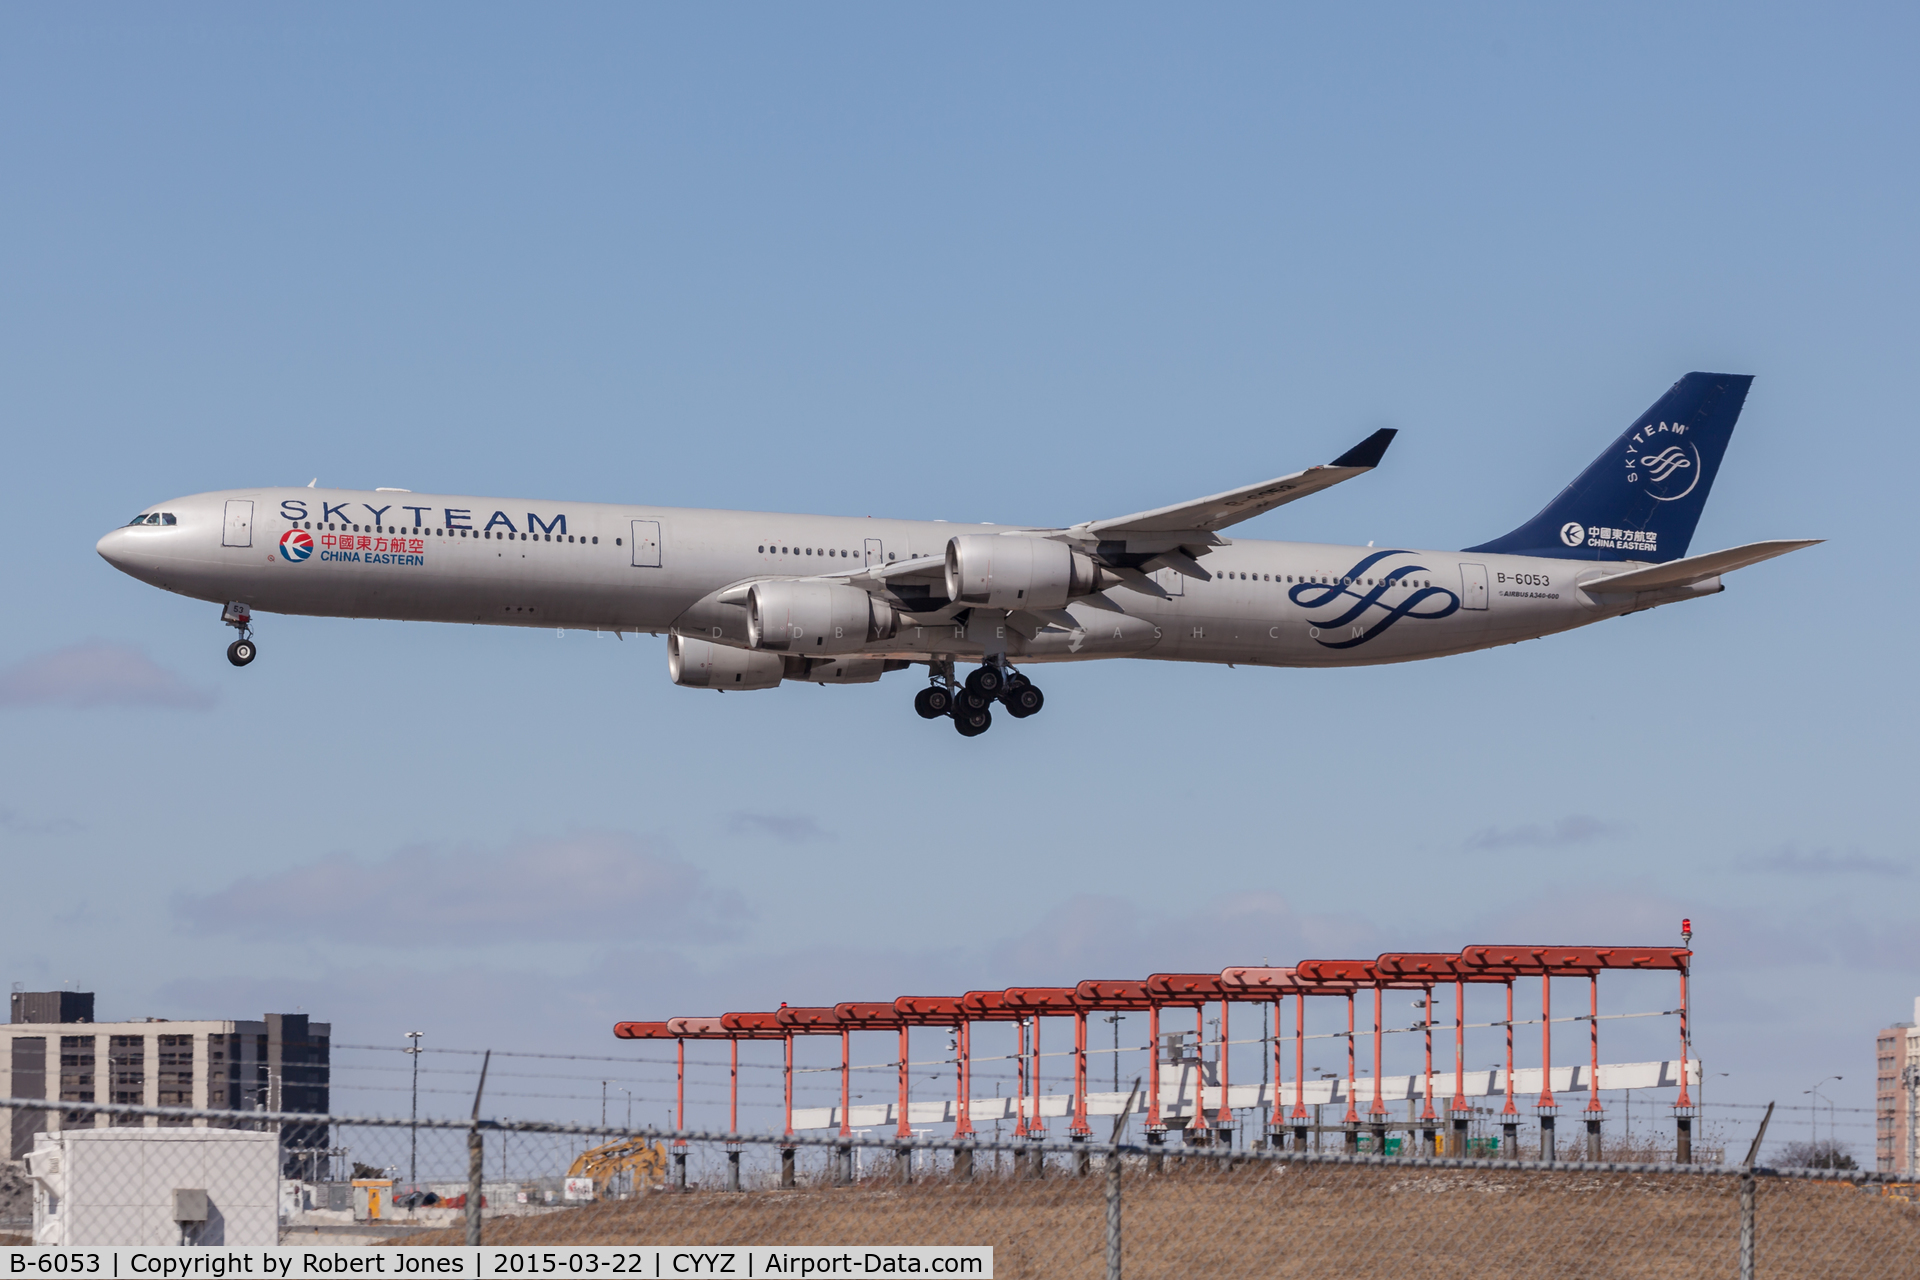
[128,513,177,526]
[129,515,149,526]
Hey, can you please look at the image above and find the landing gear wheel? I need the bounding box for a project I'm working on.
[966,665,1005,696]
[953,704,993,736]
[1006,672,1031,691]
[956,687,993,712]
[914,687,952,719]
[227,639,257,667]
[1002,683,1044,718]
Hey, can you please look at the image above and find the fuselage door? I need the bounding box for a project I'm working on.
[1459,562,1489,610]
[864,538,884,567]
[630,519,662,568]
[1153,567,1185,596]
[222,500,253,548]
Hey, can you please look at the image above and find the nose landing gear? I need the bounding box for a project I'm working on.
[913,661,1043,734]
[221,601,258,667]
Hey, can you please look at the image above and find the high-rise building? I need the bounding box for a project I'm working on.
[1875,998,1920,1175]
[1,991,329,1174]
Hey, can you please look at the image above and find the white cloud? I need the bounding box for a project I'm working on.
[1734,845,1909,878]
[1464,815,1624,852]
[726,812,828,843]
[0,642,215,710]
[0,805,83,834]
[172,831,747,946]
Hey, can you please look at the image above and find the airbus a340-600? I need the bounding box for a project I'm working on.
[99,372,1815,736]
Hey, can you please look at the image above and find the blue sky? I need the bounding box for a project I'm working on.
[2,5,1914,1159]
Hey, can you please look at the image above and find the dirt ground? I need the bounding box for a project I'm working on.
[399,1164,1920,1278]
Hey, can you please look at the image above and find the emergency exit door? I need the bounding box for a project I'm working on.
[630,520,661,568]
[1459,562,1489,610]
[864,538,884,566]
[222,500,253,548]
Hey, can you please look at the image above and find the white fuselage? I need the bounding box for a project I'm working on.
[97,486,1720,672]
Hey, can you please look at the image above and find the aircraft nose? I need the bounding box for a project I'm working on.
[96,527,133,568]
[97,526,163,580]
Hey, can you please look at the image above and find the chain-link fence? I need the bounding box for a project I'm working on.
[4,1097,1917,1277]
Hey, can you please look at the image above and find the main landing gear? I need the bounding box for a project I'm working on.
[914,661,1044,736]
[222,601,257,667]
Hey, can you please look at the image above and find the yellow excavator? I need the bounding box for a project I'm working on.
[567,1137,669,1196]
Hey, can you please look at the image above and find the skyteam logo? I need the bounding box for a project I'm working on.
[1624,421,1702,502]
[1288,550,1459,650]
[279,529,313,562]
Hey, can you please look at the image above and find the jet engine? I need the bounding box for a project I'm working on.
[944,535,1104,610]
[668,634,785,691]
[746,581,899,652]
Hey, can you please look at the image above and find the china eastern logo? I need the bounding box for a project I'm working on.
[1624,421,1701,502]
[279,529,313,562]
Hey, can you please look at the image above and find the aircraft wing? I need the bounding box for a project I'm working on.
[1071,428,1396,542]
[720,431,1397,612]
[714,555,946,605]
[1581,539,1822,593]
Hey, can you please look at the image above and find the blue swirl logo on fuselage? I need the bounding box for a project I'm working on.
[1286,549,1459,649]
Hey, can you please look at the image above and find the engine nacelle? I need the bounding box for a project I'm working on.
[746,581,899,652]
[945,535,1101,610]
[668,634,785,691]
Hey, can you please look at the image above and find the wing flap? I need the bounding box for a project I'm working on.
[1581,539,1821,594]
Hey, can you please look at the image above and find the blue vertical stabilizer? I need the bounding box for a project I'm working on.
[1464,372,1753,563]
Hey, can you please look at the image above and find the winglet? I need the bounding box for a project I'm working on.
[1329,428,1396,470]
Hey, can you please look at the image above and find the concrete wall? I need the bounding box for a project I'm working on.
[28,1127,279,1246]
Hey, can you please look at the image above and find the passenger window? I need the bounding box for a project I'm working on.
[616,538,622,545]
[592,537,598,545]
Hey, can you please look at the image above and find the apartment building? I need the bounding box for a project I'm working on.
[3,990,329,1168]
[1875,997,1920,1175]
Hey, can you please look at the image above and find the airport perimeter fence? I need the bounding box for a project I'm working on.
[5,1097,1920,1278]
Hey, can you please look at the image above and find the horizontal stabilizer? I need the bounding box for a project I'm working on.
[1581,539,1822,594]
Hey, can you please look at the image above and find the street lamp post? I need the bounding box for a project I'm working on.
[403,1032,424,1187]
[1706,1072,1728,1156]
[1804,1076,1841,1161]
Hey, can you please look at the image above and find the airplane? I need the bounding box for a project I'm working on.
[97,372,1817,736]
